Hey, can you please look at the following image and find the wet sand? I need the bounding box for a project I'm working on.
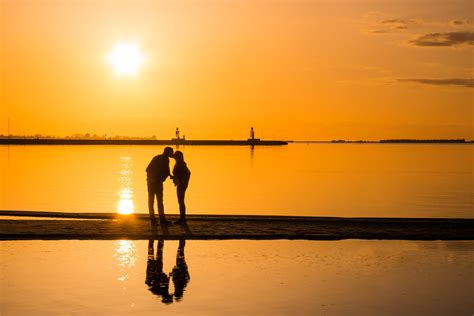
[0,210,473,240]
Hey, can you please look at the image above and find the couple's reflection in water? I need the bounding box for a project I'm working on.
[146,239,190,304]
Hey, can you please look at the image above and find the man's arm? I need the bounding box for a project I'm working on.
[165,161,171,179]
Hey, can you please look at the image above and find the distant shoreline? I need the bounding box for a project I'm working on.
[293,139,471,144]
[0,138,471,145]
[1,210,472,240]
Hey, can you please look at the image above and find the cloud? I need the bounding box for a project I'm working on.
[370,18,415,33]
[398,78,474,88]
[450,20,470,26]
[371,30,389,34]
[409,32,474,46]
[451,20,464,25]
[381,19,411,25]
[362,14,419,34]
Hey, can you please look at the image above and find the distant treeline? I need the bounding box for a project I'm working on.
[330,139,468,143]
[379,139,467,143]
[0,134,158,140]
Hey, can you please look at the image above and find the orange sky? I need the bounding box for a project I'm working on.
[1,0,472,140]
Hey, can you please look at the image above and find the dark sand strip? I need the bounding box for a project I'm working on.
[0,210,473,240]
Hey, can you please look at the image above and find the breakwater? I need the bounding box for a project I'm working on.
[0,138,288,146]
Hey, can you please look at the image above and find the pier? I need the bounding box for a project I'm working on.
[0,138,288,146]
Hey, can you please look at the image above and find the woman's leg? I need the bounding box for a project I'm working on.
[177,185,186,219]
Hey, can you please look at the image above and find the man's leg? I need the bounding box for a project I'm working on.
[145,240,156,287]
[156,182,168,222]
[147,182,156,223]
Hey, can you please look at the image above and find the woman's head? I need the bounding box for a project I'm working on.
[173,150,184,162]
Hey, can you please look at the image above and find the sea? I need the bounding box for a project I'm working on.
[0,143,472,218]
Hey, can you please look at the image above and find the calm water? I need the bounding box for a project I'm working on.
[1,240,472,315]
[0,144,472,218]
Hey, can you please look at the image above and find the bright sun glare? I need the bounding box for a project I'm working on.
[107,42,144,76]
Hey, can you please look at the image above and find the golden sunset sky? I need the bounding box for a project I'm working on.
[1,0,472,140]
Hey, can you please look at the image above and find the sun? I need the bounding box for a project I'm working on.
[107,42,145,76]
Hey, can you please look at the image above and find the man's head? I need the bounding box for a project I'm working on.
[163,147,174,157]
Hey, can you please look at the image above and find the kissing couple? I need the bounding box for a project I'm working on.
[146,147,191,225]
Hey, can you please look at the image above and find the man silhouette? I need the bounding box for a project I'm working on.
[145,239,173,304]
[146,146,174,225]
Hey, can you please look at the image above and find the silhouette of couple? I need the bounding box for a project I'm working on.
[145,239,190,304]
[146,147,191,225]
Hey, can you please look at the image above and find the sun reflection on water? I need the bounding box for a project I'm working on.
[114,240,138,283]
[117,157,135,214]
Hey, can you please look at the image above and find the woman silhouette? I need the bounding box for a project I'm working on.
[172,151,191,224]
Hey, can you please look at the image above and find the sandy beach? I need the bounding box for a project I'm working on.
[1,210,472,240]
